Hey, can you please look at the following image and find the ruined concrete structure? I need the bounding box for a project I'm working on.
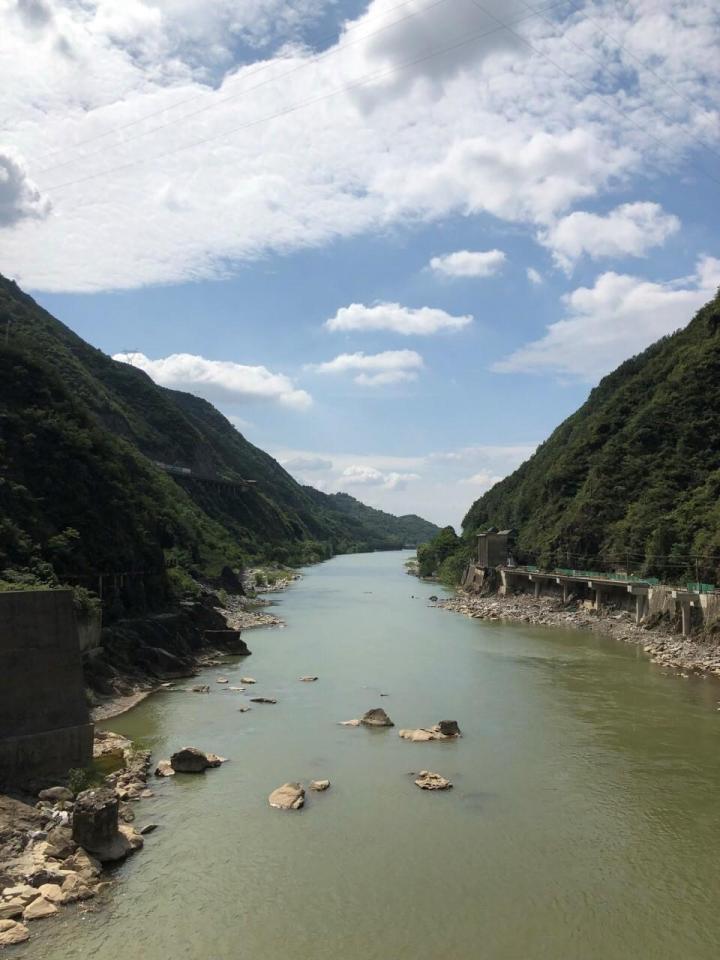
[476,529,515,568]
[0,590,93,787]
[461,562,720,637]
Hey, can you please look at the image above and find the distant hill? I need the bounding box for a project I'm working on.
[461,290,720,584]
[0,275,438,608]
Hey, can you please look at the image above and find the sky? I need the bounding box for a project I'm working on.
[1,0,720,528]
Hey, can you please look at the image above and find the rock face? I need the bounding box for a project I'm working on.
[71,789,119,856]
[399,722,461,742]
[268,783,305,810]
[361,708,394,727]
[309,779,330,792]
[170,747,213,773]
[414,771,452,790]
[0,919,30,945]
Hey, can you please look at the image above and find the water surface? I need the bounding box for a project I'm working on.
[31,551,720,959]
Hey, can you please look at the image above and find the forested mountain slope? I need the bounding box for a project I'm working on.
[0,275,438,603]
[462,290,720,583]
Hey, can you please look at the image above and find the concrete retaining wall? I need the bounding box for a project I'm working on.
[0,590,93,786]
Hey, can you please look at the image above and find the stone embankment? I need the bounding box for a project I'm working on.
[437,593,720,676]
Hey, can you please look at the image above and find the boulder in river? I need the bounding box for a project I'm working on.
[268,783,305,810]
[71,788,119,856]
[154,760,175,777]
[0,920,30,945]
[309,779,330,792]
[299,676,318,682]
[414,771,452,790]
[240,677,256,684]
[23,896,58,921]
[170,747,215,773]
[361,707,394,727]
[399,721,461,742]
[191,685,210,694]
[250,697,277,704]
[216,677,229,684]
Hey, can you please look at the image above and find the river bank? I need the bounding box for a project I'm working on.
[438,591,720,677]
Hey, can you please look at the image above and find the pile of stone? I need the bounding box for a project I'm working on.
[399,720,461,742]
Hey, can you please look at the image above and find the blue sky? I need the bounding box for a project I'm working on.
[2,0,720,526]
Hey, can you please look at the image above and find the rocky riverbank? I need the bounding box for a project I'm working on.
[437,592,720,677]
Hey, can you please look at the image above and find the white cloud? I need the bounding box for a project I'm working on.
[2,0,718,290]
[493,256,720,381]
[429,248,505,278]
[311,349,423,385]
[340,464,420,491]
[526,267,542,285]
[540,202,681,271]
[325,302,472,336]
[282,455,333,472]
[460,470,504,490]
[113,351,312,408]
[0,147,51,226]
[269,443,536,526]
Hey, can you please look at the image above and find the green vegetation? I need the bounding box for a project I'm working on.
[416,526,474,584]
[446,290,720,586]
[0,274,439,614]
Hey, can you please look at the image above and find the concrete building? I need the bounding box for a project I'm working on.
[477,529,515,568]
[0,589,93,787]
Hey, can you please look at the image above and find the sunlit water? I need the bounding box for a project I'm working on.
[28,551,720,959]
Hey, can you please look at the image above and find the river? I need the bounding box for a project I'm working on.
[29,551,720,960]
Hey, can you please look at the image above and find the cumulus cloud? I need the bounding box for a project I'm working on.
[282,455,333,472]
[493,255,720,381]
[0,148,51,227]
[340,464,420,491]
[526,267,542,285]
[325,303,472,336]
[1,0,719,290]
[112,351,312,409]
[429,248,505,278]
[311,349,423,385]
[540,202,681,271]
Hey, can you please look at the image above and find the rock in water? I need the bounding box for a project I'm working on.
[170,747,213,773]
[299,676,318,682]
[414,771,452,791]
[0,920,30,945]
[250,697,277,704]
[361,707,394,727]
[399,721,462,742]
[268,783,305,810]
[191,685,210,693]
[309,779,330,792]
[154,760,175,777]
[438,720,461,738]
[71,788,119,855]
[23,896,59,921]
[240,677,256,684]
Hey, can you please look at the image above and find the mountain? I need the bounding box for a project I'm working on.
[460,290,720,585]
[0,275,438,608]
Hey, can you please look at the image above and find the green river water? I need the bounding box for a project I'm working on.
[27,551,720,960]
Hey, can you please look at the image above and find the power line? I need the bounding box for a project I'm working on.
[33,0,456,175]
[37,0,571,193]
